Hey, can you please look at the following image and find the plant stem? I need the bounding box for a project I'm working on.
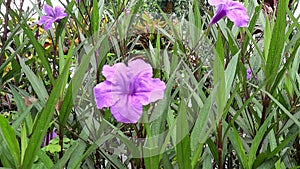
[94,148,103,169]
[260,95,270,127]
[0,0,12,66]
[256,95,270,155]
[295,135,300,165]
[59,128,64,158]
[217,119,223,169]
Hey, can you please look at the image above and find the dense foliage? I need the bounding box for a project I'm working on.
[0,0,300,168]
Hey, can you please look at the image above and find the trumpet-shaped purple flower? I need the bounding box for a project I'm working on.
[38,4,68,31]
[94,59,166,123]
[208,0,249,27]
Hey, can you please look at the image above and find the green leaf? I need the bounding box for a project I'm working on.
[225,28,239,55]
[269,39,300,94]
[67,140,87,169]
[51,141,78,169]
[224,53,238,102]
[44,144,61,154]
[265,0,287,89]
[190,95,212,152]
[193,0,202,29]
[150,75,175,136]
[253,132,297,168]
[175,98,191,169]
[227,125,248,168]
[0,115,21,168]
[243,5,262,54]
[72,142,127,169]
[263,13,272,61]
[91,0,100,33]
[256,157,279,169]
[20,126,27,164]
[161,152,174,169]
[206,138,219,165]
[59,34,107,127]
[22,56,72,169]
[202,148,213,169]
[144,153,160,169]
[37,150,54,168]
[0,38,27,83]
[188,2,201,47]
[10,85,33,132]
[214,41,226,114]
[264,90,300,128]
[216,30,224,64]
[15,13,55,84]
[19,57,49,105]
[248,112,274,168]
[244,29,264,61]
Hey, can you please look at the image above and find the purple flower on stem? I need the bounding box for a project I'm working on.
[38,4,68,31]
[208,0,249,27]
[93,59,166,123]
[42,129,57,147]
[246,68,252,80]
[125,8,130,16]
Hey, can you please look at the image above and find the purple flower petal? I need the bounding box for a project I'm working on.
[54,6,68,20]
[94,81,120,109]
[226,1,250,27]
[208,0,229,6]
[44,4,55,17]
[94,59,166,123]
[102,63,129,84]
[44,19,55,30]
[38,4,67,30]
[125,9,130,16]
[41,129,57,147]
[37,16,52,25]
[209,0,249,27]
[127,59,165,104]
[127,59,153,79]
[246,68,252,80]
[134,77,166,104]
[110,94,143,123]
[210,4,227,25]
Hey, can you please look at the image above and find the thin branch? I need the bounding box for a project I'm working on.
[0,0,12,66]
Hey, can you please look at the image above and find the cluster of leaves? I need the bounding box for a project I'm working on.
[0,0,300,168]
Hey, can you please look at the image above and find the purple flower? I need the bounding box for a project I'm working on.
[125,9,130,16]
[93,59,166,123]
[42,129,57,147]
[246,68,252,80]
[38,4,68,31]
[208,0,249,27]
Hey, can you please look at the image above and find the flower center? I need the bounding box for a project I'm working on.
[128,78,137,96]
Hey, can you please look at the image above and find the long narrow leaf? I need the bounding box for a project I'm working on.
[0,116,21,168]
[175,96,191,169]
[248,112,274,168]
[22,56,72,169]
[265,0,287,88]
[19,57,49,104]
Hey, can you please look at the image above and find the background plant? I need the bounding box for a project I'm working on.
[0,0,300,168]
